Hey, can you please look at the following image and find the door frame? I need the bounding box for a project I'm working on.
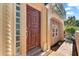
[20,4,48,55]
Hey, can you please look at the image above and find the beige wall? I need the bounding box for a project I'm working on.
[0,4,4,55]
[0,3,18,56]
[59,20,64,41]
[46,4,64,46]
[20,4,27,56]
[0,3,64,56]
[0,3,49,56]
[50,19,60,45]
[2,4,16,56]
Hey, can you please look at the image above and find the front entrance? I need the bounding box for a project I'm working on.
[26,5,41,52]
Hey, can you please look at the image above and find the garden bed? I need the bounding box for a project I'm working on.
[51,40,65,51]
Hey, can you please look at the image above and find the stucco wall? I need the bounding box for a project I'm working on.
[59,20,64,41]
[0,3,49,56]
[46,4,64,46]
[0,3,64,55]
[0,4,3,55]
[0,3,19,56]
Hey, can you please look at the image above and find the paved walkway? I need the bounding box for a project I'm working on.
[48,41,73,56]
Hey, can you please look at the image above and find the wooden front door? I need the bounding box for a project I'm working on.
[27,5,41,51]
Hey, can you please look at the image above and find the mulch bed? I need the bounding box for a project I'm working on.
[51,40,64,51]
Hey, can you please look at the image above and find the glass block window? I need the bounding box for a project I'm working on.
[16,3,20,56]
[16,24,20,29]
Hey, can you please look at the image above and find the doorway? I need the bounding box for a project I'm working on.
[26,5,41,52]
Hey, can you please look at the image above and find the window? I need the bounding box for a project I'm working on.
[16,36,20,41]
[16,3,20,55]
[16,30,20,35]
[16,12,20,17]
[16,24,20,29]
[16,17,20,23]
[16,47,20,53]
[16,42,20,47]
[16,6,20,10]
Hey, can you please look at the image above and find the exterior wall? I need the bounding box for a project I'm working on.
[52,8,64,41]
[50,19,60,45]
[46,4,64,46]
[0,4,17,56]
[0,4,4,55]
[0,3,49,56]
[75,31,79,55]
[59,20,64,41]
[0,3,65,56]
[46,4,52,49]
[0,4,24,56]
[20,3,27,56]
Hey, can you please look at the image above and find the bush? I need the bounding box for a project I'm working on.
[65,26,79,41]
[65,26,76,35]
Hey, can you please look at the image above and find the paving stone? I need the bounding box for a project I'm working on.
[48,42,73,56]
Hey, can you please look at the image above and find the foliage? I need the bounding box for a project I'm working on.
[64,20,67,26]
[64,16,79,41]
[76,20,79,27]
[64,16,79,35]
[66,16,76,26]
[65,26,79,35]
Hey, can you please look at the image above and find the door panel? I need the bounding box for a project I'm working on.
[27,5,40,51]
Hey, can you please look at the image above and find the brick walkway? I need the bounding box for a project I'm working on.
[48,42,73,56]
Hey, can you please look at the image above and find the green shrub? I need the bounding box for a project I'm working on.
[65,26,76,35]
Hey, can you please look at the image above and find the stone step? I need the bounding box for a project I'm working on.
[27,47,42,56]
[40,50,53,56]
[34,51,43,56]
[48,51,58,56]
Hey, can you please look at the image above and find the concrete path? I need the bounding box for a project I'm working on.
[48,41,73,56]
